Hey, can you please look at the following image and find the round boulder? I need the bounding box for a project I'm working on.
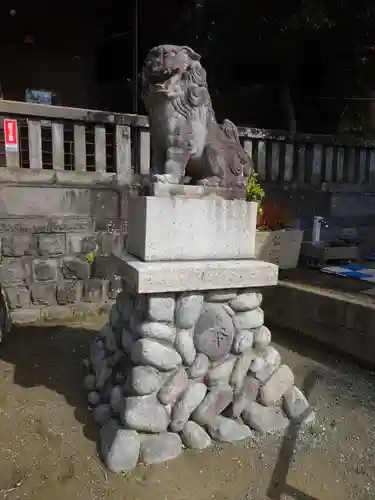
[181,421,212,450]
[232,329,254,354]
[207,416,252,442]
[138,322,176,343]
[122,394,170,433]
[229,292,262,312]
[175,292,204,329]
[170,381,207,432]
[233,308,264,330]
[100,420,140,472]
[205,356,236,386]
[259,364,294,406]
[253,325,272,348]
[158,367,189,405]
[131,338,182,371]
[131,365,164,395]
[175,329,196,366]
[188,353,211,380]
[205,290,238,302]
[140,432,182,464]
[147,294,175,322]
[283,385,310,420]
[194,303,235,362]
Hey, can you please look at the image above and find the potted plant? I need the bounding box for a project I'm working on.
[246,172,303,269]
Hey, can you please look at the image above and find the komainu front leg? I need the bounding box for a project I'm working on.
[151,149,165,177]
[153,147,189,184]
[197,176,221,187]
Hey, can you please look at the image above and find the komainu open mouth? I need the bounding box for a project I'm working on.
[149,68,180,92]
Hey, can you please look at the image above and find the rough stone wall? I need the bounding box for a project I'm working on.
[85,287,314,472]
[0,175,129,323]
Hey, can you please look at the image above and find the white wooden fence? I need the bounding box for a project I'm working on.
[1,99,375,186]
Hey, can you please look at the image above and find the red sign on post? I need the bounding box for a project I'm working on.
[4,119,19,151]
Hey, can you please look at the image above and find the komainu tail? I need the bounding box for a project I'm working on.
[221,119,241,144]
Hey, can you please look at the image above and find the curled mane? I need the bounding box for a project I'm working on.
[172,60,214,120]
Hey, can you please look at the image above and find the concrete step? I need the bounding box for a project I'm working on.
[263,280,375,367]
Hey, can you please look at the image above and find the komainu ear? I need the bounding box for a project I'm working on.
[222,119,241,144]
[180,46,201,61]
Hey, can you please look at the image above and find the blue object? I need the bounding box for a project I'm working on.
[321,265,375,283]
[337,265,368,271]
[335,271,373,279]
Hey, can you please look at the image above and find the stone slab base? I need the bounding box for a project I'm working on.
[263,281,375,366]
[142,182,247,200]
[84,285,315,473]
[127,196,257,261]
[111,252,278,294]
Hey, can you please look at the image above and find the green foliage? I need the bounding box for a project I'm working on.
[246,171,265,204]
[86,251,97,264]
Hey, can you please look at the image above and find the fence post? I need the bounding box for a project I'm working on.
[52,122,64,170]
[139,129,150,176]
[311,144,323,186]
[95,124,106,173]
[115,125,132,185]
[28,120,43,169]
[74,124,86,171]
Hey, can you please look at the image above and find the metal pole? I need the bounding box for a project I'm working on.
[133,0,139,113]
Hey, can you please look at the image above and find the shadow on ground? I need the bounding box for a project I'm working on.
[267,369,322,500]
[268,325,375,500]
[0,321,100,443]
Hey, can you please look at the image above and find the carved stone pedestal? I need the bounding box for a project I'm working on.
[83,187,314,472]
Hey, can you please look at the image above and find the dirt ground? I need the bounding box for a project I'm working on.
[0,312,374,500]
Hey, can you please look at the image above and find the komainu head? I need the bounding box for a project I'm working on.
[141,44,208,103]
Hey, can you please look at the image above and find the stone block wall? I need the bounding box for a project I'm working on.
[265,183,375,247]
[0,171,130,323]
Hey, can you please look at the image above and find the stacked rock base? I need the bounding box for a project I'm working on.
[84,286,314,473]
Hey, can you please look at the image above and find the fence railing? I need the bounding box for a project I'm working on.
[1,99,375,187]
[0,100,150,185]
[239,127,375,186]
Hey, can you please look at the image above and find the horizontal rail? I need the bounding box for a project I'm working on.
[0,100,149,127]
[1,100,374,149]
[243,139,375,185]
[0,100,374,187]
[238,126,375,148]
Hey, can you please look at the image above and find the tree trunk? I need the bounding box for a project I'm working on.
[281,82,296,134]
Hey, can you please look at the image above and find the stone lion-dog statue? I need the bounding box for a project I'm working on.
[141,44,254,187]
